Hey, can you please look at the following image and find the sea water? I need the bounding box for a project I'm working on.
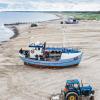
[0,12,59,43]
[0,25,14,42]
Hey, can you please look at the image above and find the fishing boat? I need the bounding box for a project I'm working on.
[19,42,83,68]
[65,17,78,24]
[61,17,78,24]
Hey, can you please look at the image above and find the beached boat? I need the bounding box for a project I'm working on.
[61,17,78,24]
[19,42,83,68]
[65,17,78,24]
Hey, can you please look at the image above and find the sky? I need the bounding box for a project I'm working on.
[0,0,100,11]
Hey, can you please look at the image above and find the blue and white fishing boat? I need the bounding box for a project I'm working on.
[19,42,83,68]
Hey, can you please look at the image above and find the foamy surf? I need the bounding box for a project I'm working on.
[0,12,59,43]
[0,25,14,43]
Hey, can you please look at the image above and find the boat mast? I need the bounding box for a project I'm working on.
[62,26,66,48]
[62,25,70,48]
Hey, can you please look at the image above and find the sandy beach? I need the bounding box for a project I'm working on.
[0,18,100,100]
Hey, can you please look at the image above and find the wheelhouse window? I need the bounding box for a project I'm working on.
[38,47,40,50]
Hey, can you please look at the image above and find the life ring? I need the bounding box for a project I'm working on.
[31,50,34,53]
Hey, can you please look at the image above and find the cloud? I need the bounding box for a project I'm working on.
[0,0,100,11]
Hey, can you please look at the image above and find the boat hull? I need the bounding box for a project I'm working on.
[20,53,82,68]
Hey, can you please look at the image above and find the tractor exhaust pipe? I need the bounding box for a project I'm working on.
[81,80,83,87]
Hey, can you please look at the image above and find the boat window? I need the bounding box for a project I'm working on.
[38,47,40,50]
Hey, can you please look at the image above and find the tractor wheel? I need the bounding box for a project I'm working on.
[90,96,94,100]
[66,92,79,100]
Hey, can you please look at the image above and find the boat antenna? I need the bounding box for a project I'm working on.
[62,26,66,48]
[43,42,46,50]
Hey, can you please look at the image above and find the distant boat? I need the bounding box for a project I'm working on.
[19,42,83,68]
[61,17,79,24]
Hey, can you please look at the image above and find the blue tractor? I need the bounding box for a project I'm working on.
[62,79,95,100]
[50,79,95,100]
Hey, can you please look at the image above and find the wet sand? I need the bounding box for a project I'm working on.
[0,19,100,100]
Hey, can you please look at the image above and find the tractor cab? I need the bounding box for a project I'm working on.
[66,79,80,88]
[64,79,80,94]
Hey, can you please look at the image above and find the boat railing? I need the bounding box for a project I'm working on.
[45,43,82,50]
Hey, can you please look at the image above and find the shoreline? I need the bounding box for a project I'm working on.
[0,13,61,45]
[9,26,20,39]
[0,13,99,46]
[0,25,20,45]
